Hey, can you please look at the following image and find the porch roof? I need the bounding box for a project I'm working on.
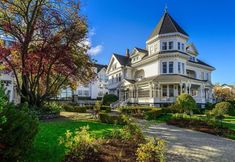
[136,74,210,84]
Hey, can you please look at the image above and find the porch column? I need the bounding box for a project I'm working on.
[180,82,183,94]
[153,84,156,98]
[188,82,192,95]
[158,84,161,99]
[136,85,138,98]
[149,82,153,98]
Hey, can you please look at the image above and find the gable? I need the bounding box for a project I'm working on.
[106,55,121,73]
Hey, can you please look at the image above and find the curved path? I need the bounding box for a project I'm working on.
[140,122,235,162]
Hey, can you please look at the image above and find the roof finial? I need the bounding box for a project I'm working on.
[164,3,168,13]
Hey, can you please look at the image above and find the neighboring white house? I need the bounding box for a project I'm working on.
[0,34,20,104]
[106,10,215,107]
[58,64,109,105]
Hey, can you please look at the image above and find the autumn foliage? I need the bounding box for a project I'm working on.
[0,0,95,106]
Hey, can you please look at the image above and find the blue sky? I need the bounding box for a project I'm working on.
[81,0,235,84]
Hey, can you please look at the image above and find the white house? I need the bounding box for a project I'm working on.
[58,64,109,105]
[106,10,215,107]
[0,34,20,104]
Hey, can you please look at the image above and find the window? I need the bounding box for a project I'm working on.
[84,90,89,96]
[118,73,121,82]
[169,85,174,97]
[178,62,181,73]
[181,43,185,51]
[112,76,114,83]
[169,62,174,73]
[162,42,167,50]
[189,56,196,62]
[162,85,167,97]
[162,62,167,74]
[182,63,185,74]
[178,42,181,50]
[169,42,173,50]
[116,74,118,82]
[78,90,82,96]
[206,73,209,80]
[201,72,205,80]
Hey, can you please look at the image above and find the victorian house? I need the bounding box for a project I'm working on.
[106,10,215,107]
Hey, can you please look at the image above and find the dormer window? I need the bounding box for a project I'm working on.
[162,42,167,50]
[169,42,173,50]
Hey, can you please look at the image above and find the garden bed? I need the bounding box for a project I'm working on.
[167,118,235,138]
[63,139,139,162]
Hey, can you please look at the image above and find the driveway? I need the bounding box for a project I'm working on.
[140,122,235,162]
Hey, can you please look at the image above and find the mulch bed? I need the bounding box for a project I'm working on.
[167,118,235,137]
[63,139,160,162]
[98,139,138,162]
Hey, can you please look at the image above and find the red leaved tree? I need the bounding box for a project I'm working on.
[0,0,95,106]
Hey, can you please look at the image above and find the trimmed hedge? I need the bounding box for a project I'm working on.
[62,104,87,113]
[99,112,125,125]
[121,107,153,114]
[144,109,164,120]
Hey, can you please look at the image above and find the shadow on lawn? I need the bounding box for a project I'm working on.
[25,112,119,162]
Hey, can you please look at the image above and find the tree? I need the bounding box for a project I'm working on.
[213,84,235,102]
[0,0,95,106]
[175,93,197,114]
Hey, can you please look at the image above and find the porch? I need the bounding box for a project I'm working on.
[119,75,213,105]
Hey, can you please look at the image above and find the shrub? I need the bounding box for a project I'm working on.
[62,104,87,113]
[59,126,99,162]
[99,112,126,125]
[108,116,145,144]
[205,102,215,110]
[121,107,153,114]
[63,104,74,112]
[102,94,118,106]
[100,106,111,113]
[0,104,39,161]
[136,138,166,162]
[213,101,234,116]
[144,109,163,120]
[176,93,197,114]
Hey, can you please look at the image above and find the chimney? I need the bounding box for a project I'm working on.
[126,48,130,58]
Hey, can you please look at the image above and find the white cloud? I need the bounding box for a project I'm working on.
[83,28,103,56]
[88,45,103,56]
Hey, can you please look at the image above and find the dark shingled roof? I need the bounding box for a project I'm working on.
[113,53,130,66]
[148,11,189,40]
[135,47,148,53]
[189,59,215,69]
[94,63,107,73]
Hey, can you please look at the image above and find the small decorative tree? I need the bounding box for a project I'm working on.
[211,102,233,127]
[93,101,101,119]
[175,93,197,115]
[102,94,118,106]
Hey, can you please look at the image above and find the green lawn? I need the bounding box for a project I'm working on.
[25,119,119,162]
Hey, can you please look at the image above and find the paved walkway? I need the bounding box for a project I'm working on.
[140,122,235,162]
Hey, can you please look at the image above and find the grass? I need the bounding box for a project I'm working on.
[25,114,120,162]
